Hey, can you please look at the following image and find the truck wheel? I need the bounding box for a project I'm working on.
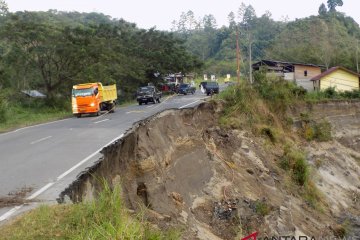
[138,101,142,105]
[145,101,148,105]
[76,114,81,118]
[109,103,115,113]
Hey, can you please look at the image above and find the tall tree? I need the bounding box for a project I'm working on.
[318,3,328,15]
[202,14,217,30]
[227,11,236,30]
[327,0,343,12]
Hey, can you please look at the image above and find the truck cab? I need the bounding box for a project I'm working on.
[72,82,117,118]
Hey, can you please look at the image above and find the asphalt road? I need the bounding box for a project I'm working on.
[0,88,224,222]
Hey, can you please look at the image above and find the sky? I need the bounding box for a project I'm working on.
[5,0,360,30]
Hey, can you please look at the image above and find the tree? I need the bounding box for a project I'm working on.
[202,14,217,30]
[327,0,343,12]
[0,0,8,17]
[227,11,236,30]
[318,3,328,15]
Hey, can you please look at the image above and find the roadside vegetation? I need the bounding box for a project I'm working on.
[218,76,330,210]
[0,90,70,132]
[0,184,180,240]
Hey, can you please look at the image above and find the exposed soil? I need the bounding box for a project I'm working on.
[59,101,360,239]
[0,187,33,208]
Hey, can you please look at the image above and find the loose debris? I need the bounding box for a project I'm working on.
[0,186,33,208]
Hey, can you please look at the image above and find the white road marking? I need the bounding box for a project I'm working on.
[30,136,52,145]
[146,105,154,108]
[0,205,23,222]
[0,133,125,222]
[94,119,109,124]
[179,100,201,109]
[126,110,145,114]
[57,133,124,181]
[26,182,55,200]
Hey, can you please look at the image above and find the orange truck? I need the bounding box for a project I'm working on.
[72,82,117,118]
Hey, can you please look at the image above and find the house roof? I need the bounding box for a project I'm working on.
[252,59,324,68]
[310,66,360,81]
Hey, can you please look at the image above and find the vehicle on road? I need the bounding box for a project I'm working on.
[177,83,196,95]
[200,81,219,95]
[72,82,117,118]
[136,86,162,105]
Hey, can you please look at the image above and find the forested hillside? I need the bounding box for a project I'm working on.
[0,7,201,102]
[171,1,360,77]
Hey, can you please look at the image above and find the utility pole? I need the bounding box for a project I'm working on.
[249,39,253,84]
[236,29,241,84]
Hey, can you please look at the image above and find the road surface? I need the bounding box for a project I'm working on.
[0,88,224,222]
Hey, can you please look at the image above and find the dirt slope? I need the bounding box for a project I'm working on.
[59,101,360,239]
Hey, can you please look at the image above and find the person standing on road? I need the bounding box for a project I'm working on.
[200,83,205,94]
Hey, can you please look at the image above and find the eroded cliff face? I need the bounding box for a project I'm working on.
[59,101,360,239]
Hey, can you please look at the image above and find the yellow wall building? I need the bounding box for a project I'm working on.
[311,67,360,92]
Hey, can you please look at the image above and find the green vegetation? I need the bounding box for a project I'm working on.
[333,220,351,238]
[306,87,360,102]
[172,2,359,80]
[299,112,332,142]
[0,5,202,131]
[254,200,271,216]
[0,184,180,240]
[218,77,326,210]
[280,145,309,186]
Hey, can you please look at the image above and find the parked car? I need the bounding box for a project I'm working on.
[136,86,161,105]
[177,83,196,95]
[200,81,219,95]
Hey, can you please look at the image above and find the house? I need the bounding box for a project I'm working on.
[311,66,360,92]
[252,60,324,91]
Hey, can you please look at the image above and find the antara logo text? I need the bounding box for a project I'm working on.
[241,232,356,240]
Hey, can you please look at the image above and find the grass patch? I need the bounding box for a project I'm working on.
[302,180,324,210]
[314,120,332,141]
[0,184,180,240]
[333,220,351,238]
[254,201,271,217]
[299,117,332,142]
[279,145,309,187]
[280,145,324,210]
[305,87,360,103]
[0,105,71,133]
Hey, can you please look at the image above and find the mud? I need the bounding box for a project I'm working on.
[0,187,33,208]
[58,100,360,239]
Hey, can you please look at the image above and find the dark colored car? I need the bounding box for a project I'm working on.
[177,83,196,95]
[200,81,219,95]
[136,86,161,105]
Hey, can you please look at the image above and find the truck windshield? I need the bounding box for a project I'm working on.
[138,87,154,92]
[72,88,94,97]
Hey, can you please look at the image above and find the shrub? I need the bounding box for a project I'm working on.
[280,146,308,186]
[323,87,337,98]
[260,126,277,143]
[292,156,309,186]
[303,124,315,141]
[0,98,8,123]
[255,201,270,216]
[314,120,332,141]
